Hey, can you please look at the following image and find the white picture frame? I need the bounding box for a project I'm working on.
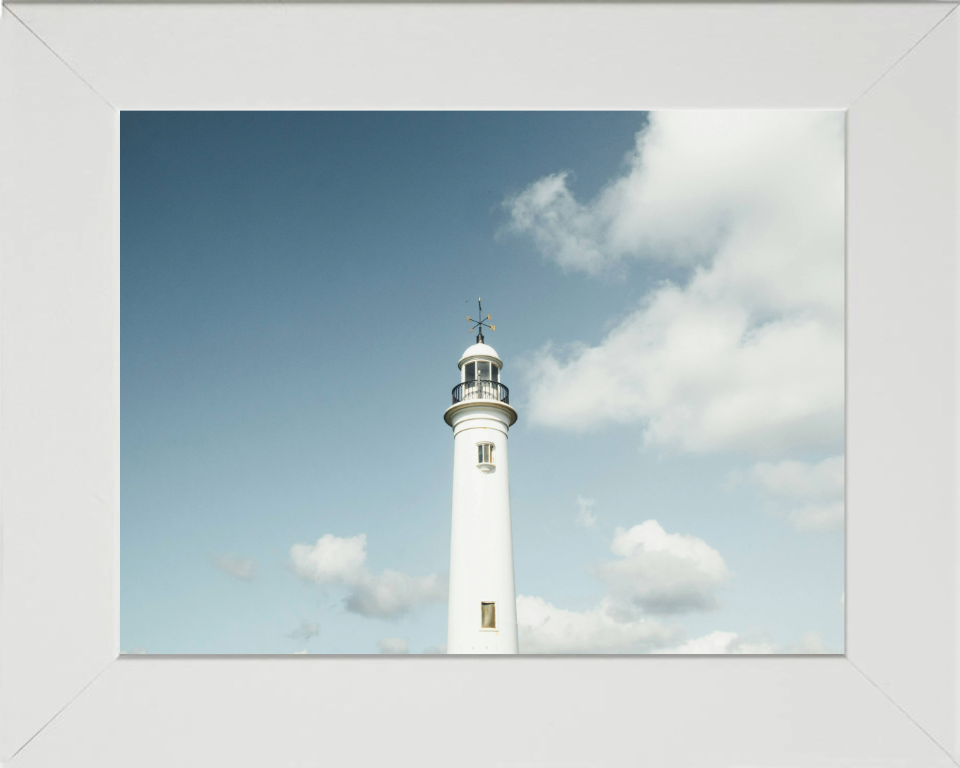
[1,3,958,765]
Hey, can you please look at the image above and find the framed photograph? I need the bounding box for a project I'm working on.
[1,3,957,766]
[117,108,845,661]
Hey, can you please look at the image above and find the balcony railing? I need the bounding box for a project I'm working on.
[452,380,510,405]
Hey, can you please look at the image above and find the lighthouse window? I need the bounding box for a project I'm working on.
[481,602,496,629]
[477,443,494,465]
[464,362,476,382]
[492,365,499,383]
[477,361,491,380]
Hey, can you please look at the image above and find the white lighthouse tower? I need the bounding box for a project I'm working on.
[444,301,519,654]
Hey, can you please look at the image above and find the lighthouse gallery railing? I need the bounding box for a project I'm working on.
[451,380,510,405]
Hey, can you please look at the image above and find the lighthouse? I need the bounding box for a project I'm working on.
[444,301,519,654]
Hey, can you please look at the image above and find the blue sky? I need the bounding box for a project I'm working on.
[121,111,844,655]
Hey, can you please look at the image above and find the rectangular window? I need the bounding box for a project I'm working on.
[465,362,475,381]
[477,361,491,380]
[492,365,499,383]
[481,602,496,629]
[477,444,493,464]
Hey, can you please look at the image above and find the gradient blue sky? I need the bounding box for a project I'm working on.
[121,111,844,655]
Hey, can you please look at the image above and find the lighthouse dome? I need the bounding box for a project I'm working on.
[458,342,503,370]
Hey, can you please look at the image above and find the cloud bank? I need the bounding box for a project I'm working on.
[506,111,844,457]
[660,630,778,655]
[517,595,682,654]
[516,519,834,654]
[517,599,833,655]
[518,520,743,653]
[290,533,447,618]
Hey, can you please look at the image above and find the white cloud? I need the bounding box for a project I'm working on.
[290,533,367,585]
[513,511,830,655]
[746,455,844,498]
[517,595,683,654]
[663,629,834,654]
[575,496,597,528]
[288,620,319,642]
[597,520,729,614]
[517,596,831,655]
[290,533,447,618]
[422,643,447,654]
[660,630,778,655]
[212,554,256,581]
[517,522,732,652]
[787,502,844,531]
[507,112,844,457]
[737,455,844,531]
[377,637,410,654]
[795,631,832,654]
[506,172,610,275]
[345,571,447,618]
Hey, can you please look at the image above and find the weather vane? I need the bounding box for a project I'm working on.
[466,297,495,344]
